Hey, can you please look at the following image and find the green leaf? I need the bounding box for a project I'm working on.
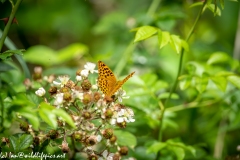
[52,109,76,128]
[0,49,24,60]
[133,26,158,42]
[159,31,170,49]
[179,75,191,90]
[9,134,33,152]
[57,43,88,63]
[227,75,240,89]
[114,130,137,148]
[206,4,221,16]
[0,62,15,72]
[39,102,57,128]
[18,107,40,130]
[23,45,58,67]
[170,146,185,160]
[195,75,209,93]
[207,52,230,65]
[147,142,167,153]
[170,35,183,54]
[211,76,227,91]
[189,2,204,8]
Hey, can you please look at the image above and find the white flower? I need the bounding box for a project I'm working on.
[54,93,64,108]
[99,150,114,160]
[84,62,98,73]
[72,90,83,100]
[53,75,70,87]
[92,84,98,90]
[97,135,102,142]
[76,75,82,81]
[81,69,89,77]
[116,89,129,102]
[35,87,46,97]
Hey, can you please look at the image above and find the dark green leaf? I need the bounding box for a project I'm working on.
[0,62,15,72]
[0,49,24,60]
[9,134,33,152]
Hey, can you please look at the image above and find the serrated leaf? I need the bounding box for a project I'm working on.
[170,35,183,54]
[114,130,137,148]
[147,142,167,153]
[9,134,33,152]
[159,31,170,49]
[227,75,240,89]
[0,49,24,60]
[133,26,158,42]
[211,76,227,91]
[207,52,230,65]
[52,109,76,128]
[39,102,57,128]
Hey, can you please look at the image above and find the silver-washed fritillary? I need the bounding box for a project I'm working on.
[98,61,135,97]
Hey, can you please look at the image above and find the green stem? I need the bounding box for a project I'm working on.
[156,2,207,160]
[164,2,206,107]
[147,0,162,16]
[0,0,23,52]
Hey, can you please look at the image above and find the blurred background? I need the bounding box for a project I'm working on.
[0,0,240,159]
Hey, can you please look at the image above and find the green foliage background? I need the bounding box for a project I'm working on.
[0,0,240,160]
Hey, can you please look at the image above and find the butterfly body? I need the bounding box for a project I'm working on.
[98,61,135,97]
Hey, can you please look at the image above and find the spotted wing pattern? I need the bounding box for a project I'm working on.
[98,61,135,97]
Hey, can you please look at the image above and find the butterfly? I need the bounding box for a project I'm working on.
[98,61,135,97]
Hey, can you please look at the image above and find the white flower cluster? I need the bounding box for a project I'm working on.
[34,62,135,159]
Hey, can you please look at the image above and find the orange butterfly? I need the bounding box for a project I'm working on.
[98,61,135,97]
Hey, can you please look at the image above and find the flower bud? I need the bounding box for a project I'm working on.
[93,92,101,102]
[60,87,69,93]
[102,128,113,139]
[82,111,91,119]
[81,79,92,91]
[82,93,92,104]
[63,92,72,101]
[73,132,83,141]
[86,136,97,146]
[33,136,40,146]
[104,109,113,119]
[88,154,98,160]
[66,80,75,89]
[109,135,117,144]
[117,121,127,128]
[48,130,59,139]
[113,154,120,160]
[61,141,70,153]
[119,146,128,156]
[20,121,29,132]
[48,86,57,95]
[35,87,46,97]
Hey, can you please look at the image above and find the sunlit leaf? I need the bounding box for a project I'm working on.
[52,109,76,128]
[207,52,230,65]
[133,26,158,42]
[195,75,209,93]
[147,142,167,153]
[227,75,240,89]
[39,102,57,129]
[170,35,182,54]
[159,31,170,49]
[211,76,227,91]
[189,2,204,8]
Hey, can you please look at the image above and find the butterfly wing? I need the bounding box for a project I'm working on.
[98,61,117,95]
[107,71,135,97]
